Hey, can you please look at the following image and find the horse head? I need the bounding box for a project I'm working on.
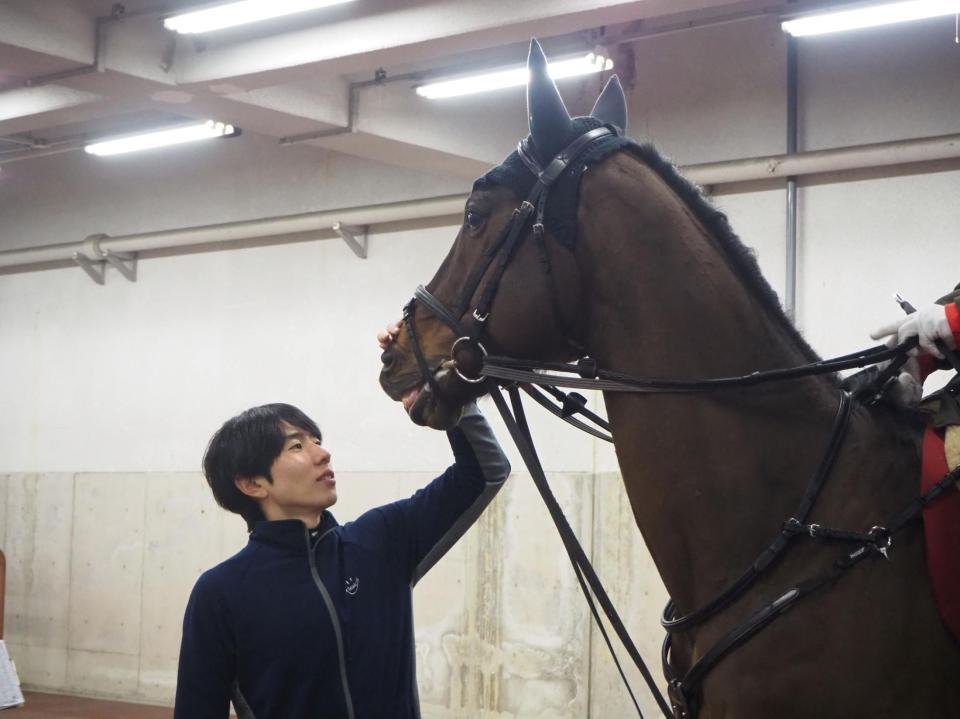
[379,40,627,429]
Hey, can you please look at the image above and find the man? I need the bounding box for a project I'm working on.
[871,284,960,404]
[174,323,509,718]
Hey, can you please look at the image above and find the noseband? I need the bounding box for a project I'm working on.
[402,125,618,390]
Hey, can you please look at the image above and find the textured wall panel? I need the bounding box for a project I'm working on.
[139,472,225,700]
[219,502,252,559]
[497,472,593,718]
[5,643,67,689]
[69,474,146,657]
[66,648,140,696]
[588,472,669,719]
[414,499,474,712]
[3,473,74,688]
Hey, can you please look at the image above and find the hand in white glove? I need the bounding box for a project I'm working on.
[870,304,955,359]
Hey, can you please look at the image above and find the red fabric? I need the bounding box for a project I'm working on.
[946,302,960,347]
[917,354,937,381]
[921,426,960,641]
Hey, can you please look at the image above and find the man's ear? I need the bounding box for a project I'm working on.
[235,476,269,499]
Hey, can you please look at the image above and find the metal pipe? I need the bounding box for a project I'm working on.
[0,143,86,164]
[0,195,467,268]
[785,33,799,321]
[682,133,960,185]
[3,132,960,271]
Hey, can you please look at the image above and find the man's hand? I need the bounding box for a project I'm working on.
[870,304,956,359]
[377,320,402,351]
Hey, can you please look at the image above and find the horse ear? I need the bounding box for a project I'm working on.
[527,38,573,163]
[590,75,627,133]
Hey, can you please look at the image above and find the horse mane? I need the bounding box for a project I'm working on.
[628,141,829,371]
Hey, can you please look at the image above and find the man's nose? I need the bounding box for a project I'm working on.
[312,445,331,464]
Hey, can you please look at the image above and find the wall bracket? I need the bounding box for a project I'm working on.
[105,251,138,282]
[73,250,137,284]
[333,222,368,259]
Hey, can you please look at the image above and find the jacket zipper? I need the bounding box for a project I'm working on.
[305,527,356,719]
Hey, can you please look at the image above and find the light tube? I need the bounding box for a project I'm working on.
[164,0,354,34]
[416,53,614,100]
[782,0,960,36]
[84,121,237,156]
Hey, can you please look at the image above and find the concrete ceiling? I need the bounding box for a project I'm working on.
[0,0,852,177]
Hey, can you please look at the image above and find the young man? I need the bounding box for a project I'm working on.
[174,327,509,718]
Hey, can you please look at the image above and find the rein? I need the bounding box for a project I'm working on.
[400,126,960,718]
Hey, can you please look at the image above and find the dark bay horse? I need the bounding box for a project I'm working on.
[379,40,960,718]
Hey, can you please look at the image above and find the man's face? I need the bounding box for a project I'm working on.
[255,421,337,521]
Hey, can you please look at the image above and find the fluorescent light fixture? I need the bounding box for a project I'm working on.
[782,0,960,36]
[164,0,354,34]
[84,121,237,156]
[416,52,614,99]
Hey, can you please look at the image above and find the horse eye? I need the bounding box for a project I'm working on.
[465,209,486,231]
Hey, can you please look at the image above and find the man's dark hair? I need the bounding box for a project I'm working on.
[203,403,322,530]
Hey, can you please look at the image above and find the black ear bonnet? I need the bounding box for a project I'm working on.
[475,116,634,250]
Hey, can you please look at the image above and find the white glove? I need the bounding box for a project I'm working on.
[870,304,954,359]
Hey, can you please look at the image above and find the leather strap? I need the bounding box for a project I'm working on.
[664,462,960,715]
[489,384,673,719]
[662,391,852,633]
[479,340,918,392]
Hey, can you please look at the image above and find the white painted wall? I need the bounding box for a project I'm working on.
[1,13,959,718]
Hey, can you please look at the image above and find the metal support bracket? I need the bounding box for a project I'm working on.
[105,250,137,282]
[333,222,368,259]
[73,252,105,285]
[73,250,137,284]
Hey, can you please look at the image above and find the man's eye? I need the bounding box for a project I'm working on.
[465,210,485,231]
[290,442,302,450]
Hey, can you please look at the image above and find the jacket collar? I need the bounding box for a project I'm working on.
[250,511,339,552]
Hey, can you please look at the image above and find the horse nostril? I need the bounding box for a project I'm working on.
[380,349,396,370]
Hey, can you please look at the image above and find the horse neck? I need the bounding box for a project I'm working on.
[574,155,844,612]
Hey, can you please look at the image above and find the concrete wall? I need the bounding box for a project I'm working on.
[1,13,959,718]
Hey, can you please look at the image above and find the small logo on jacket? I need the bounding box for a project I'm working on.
[345,577,359,596]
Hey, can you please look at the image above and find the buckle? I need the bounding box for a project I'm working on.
[668,679,691,719]
[560,392,587,418]
[868,525,892,560]
[577,357,599,379]
[782,517,803,536]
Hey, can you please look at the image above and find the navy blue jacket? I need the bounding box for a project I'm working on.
[174,406,509,719]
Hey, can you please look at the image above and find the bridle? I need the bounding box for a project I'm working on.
[401,125,615,393]
[399,125,960,719]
